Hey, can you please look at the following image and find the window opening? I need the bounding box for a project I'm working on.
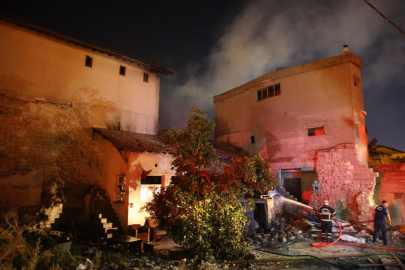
[262,88,268,99]
[85,55,93,68]
[141,176,162,202]
[257,90,262,101]
[251,136,255,144]
[268,85,274,97]
[353,76,360,87]
[275,84,281,95]
[143,72,149,82]
[119,65,126,76]
[257,83,281,101]
[308,126,325,136]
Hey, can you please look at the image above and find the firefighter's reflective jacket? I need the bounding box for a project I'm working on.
[318,206,336,222]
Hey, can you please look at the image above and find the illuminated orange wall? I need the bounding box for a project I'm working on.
[93,133,174,230]
[0,21,160,136]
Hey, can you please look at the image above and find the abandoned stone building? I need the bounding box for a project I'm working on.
[0,12,175,231]
[214,47,405,225]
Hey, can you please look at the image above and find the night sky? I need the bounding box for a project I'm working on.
[1,0,404,151]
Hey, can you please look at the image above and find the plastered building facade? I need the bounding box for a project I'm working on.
[0,13,174,230]
[214,49,380,223]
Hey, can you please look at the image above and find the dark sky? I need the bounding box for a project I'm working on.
[1,0,404,151]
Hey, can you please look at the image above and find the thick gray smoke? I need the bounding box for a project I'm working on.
[159,0,405,150]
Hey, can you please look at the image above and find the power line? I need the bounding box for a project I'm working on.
[363,0,405,35]
[377,0,405,23]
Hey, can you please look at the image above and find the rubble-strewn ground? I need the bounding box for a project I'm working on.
[1,212,404,269]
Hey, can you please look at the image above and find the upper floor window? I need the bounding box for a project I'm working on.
[257,83,281,101]
[308,126,325,136]
[85,55,93,68]
[119,65,126,76]
[353,76,360,87]
[143,72,149,83]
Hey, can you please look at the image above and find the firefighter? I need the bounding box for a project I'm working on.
[318,200,336,242]
[373,200,391,246]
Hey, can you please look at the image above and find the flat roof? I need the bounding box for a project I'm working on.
[0,11,173,76]
[214,52,362,103]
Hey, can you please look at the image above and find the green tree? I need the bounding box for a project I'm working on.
[144,108,276,261]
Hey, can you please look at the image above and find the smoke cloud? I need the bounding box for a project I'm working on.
[159,0,405,150]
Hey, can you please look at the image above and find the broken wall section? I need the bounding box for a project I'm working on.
[0,95,103,213]
[310,145,377,222]
[373,163,405,225]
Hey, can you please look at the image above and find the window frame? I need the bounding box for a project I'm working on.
[257,83,281,101]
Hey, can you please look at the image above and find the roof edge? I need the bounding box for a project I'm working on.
[0,11,173,75]
[214,52,363,103]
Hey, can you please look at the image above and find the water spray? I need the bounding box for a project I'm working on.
[270,193,405,252]
[280,197,315,211]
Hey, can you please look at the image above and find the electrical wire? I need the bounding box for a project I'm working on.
[363,0,405,35]
[377,0,405,23]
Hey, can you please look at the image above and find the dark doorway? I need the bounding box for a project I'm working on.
[284,178,302,202]
[254,203,266,231]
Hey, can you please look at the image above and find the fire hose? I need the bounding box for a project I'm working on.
[310,218,405,252]
[279,197,405,252]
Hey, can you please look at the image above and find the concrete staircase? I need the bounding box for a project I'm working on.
[90,188,124,239]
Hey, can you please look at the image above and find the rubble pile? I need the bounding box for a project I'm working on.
[244,215,308,247]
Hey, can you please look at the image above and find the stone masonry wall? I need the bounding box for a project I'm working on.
[373,163,405,225]
[311,145,378,222]
[272,144,378,222]
[0,95,103,210]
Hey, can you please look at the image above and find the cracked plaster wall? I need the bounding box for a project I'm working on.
[0,95,102,210]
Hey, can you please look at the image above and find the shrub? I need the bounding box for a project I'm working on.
[144,108,276,261]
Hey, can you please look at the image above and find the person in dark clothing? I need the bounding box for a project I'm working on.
[318,200,336,242]
[373,200,391,246]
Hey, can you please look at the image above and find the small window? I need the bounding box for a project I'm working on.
[143,72,149,83]
[268,85,274,97]
[257,90,262,101]
[251,136,255,144]
[275,84,281,95]
[85,55,93,67]
[119,65,126,76]
[262,88,268,99]
[308,126,325,136]
[257,83,280,101]
[353,76,360,87]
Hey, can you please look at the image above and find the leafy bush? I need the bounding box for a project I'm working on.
[144,108,276,261]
